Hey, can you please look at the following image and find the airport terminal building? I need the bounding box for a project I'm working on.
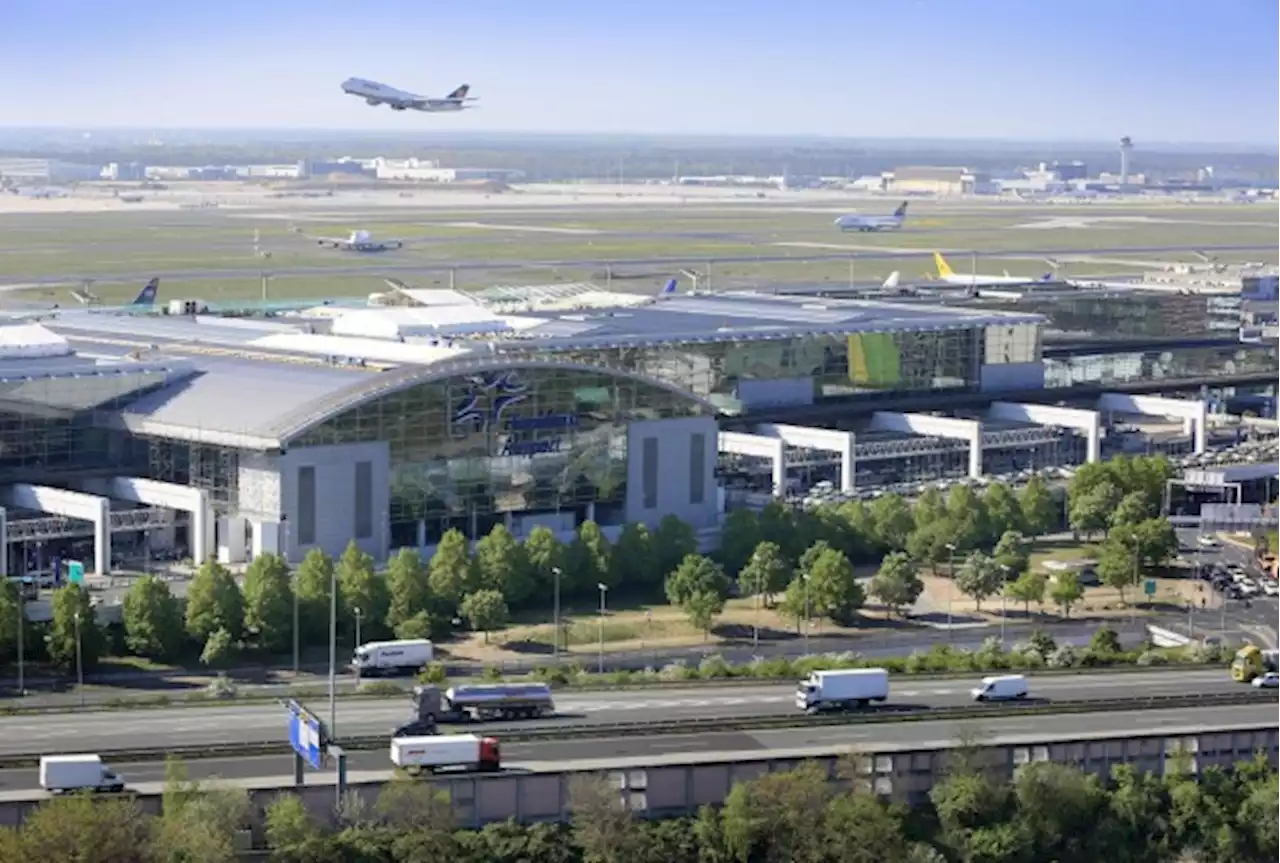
[0,286,1046,573]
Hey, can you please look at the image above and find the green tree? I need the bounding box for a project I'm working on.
[386,548,430,632]
[835,499,881,561]
[718,508,761,576]
[1003,570,1046,616]
[1019,475,1060,537]
[293,548,336,645]
[18,794,153,862]
[929,771,1019,863]
[907,518,954,575]
[955,551,1005,611]
[1097,536,1141,605]
[682,589,727,637]
[264,793,322,853]
[653,514,698,581]
[983,481,1026,539]
[738,541,791,606]
[796,539,832,581]
[804,546,865,625]
[1069,480,1122,538]
[184,558,244,642]
[869,551,924,618]
[1013,761,1110,863]
[610,522,655,589]
[758,500,803,561]
[427,528,474,606]
[200,627,236,668]
[1050,571,1084,618]
[1089,625,1123,656]
[242,552,293,652]
[993,530,1031,577]
[946,485,992,550]
[122,574,184,660]
[565,520,612,597]
[914,487,947,530]
[720,761,831,863]
[473,524,533,605]
[1129,517,1178,570]
[0,581,20,666]
[338,540,387,640]
[665,554,729,607]
[1105,763,1173,862]
[459,589,509,643]
[524,525,565,598]
[1110,490,1154,530]
[823,791,911,863]
[48,584,105,672]
[870,494,915,552]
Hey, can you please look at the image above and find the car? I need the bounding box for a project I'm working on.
[1262,582,1279,597]
[1251,672,1279,689]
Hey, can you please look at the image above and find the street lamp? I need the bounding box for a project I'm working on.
[597,583,608,674]
[73,611,84,709]
[801,573,811,656]
[353,607,363,684]
[551,566,562,663]
[280,516,298,676]
[16,585,24,696]
[328,562,337,737]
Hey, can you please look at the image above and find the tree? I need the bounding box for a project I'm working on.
[1097,536,1141,605]
[610,522,655,590]
[0,580,21,665]
[835,499,880,562]
[569,774,645,863]
[153,767,254,863]
[1012,762,1110,863]
[823,791,911,863]
[48,584,104,672]
[870,494,915,552]
[566,521,611,596]
[946,485,992,550]
[1050,571,1084,618]
[1020,475,1060,537]
[1110,490,1154,530]
[524,525,565,598]
[983,481,1026,540]
[738,541,790,606]
[1129,517,1178,570]
[682,589,727,637]
[907,519,954,575]
[869,552,924,618]
[665,554,729,607]
[720,761,831,863]
[386,548,430,632]
[338,540,387,640]
[242,552,293,652]
[804,546,865,625]
[427,528,474,606]
[1089,626,1123,655]
[718,508,761,576]
[992,530,1031,577]
[473,525,533,605]
[122,575,184,660]
[18,794,152,862]
[954,552,1005,611]
[184,558,244,642]
[199,627,236,668]
[459,589,509,643]
[1003,570,1046,616]
[293,548,336,645]
[796,540,832,581]
[653,514,698,582]
[1069,480,1122,538]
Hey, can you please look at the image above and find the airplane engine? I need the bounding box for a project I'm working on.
[391,105,407,111]
[366,98,379,106]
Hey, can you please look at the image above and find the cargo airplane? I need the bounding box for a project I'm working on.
[833,201,909,232]
[933,252,1053,286]
[341,78,477,113]
[290,226,405,252]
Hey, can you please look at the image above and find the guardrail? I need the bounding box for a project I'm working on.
[0,689,1271,770]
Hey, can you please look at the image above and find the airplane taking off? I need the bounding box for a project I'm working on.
[834,202,909,232]
[291,225,405,252]
[933,253,1053,286]
[71,277,160,308]
[341,78,477,112]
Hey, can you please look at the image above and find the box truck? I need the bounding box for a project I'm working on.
[39,754,127,794]
[353,639,434,676]
[796,668,890,713]
[390,734,501,774]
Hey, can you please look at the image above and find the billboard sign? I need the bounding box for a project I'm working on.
[286,700,324,769]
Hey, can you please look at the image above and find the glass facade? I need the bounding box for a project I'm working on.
[503,327,1004,414]
[977,293,1239,338]
[292,365,711,538]
[1046,344,1279,389]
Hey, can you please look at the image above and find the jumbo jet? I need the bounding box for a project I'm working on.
[933,252,1054,287]
[341,77,477,113]
[290,225,404,252]
[833,201,909,232]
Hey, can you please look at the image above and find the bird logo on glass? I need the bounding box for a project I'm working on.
[450,371,580,456]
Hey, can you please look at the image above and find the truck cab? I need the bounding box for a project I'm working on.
[1230,645,1280,683]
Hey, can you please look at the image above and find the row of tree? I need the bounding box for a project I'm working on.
[2,750,1273,862]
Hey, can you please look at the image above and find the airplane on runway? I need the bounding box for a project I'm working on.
[291,226,405,252]
[70,277,160,308]
[834,202,909,232]
[933,252,1053,286]
[341,78,477,112]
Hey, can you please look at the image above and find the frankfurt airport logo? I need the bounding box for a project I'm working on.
[451,371,529,436]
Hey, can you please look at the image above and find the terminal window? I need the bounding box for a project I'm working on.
[297,466,316,545]
[642,437,659,509]
[354,461,373,539]
[690,432,706,504]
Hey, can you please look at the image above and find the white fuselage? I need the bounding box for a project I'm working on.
[835,215,904,232]
[341,77,467,112]
[938,272,1038,286]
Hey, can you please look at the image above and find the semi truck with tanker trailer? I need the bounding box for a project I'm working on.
[393,683,556,736]
[390,734,501,775]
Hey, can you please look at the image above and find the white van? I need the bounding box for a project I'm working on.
[971,674,1029,702]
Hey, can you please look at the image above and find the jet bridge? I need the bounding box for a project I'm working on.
[0,485,111,576]
[76,477,212,566]
[1097,393,1209,454]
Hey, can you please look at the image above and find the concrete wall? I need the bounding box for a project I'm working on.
[980,361,1045,392]
[625,416,720,529]
[275,442,392,562]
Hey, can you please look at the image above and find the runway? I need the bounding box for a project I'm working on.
[0,701,1270,796]
[0,669,1244,757]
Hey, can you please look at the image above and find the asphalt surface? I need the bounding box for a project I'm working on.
[0,669,1246,757]
[1174,528,1278,645]
[0,702,1272,796]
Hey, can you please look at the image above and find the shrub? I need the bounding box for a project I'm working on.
[358,681,405,696]
[698,654,733,679]
[1136,650,1168,667]
[417,662,447,684]
[481,665,503,681]
[659,660,696,682]
[1049,644,1080,668]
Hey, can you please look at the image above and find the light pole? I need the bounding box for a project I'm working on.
[801,573,811,656]
[353,607,363,684]
[328,563,337,737]
[597,583,608,674]
[73,611,84,709]
[752,589,760,652]
[945,543,958,641]
[999,564,1014,646]
[281,516,297,676]
[552,566,562,663]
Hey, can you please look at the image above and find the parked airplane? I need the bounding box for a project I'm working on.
[291,225,404,252]
[933,252,1053,286]
[70,277,159,308]
[834,202,909,232]
[341,78,477,113]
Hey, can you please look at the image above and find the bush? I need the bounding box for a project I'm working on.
[698,654,734,679]
[1135,650,1168,667]
[658,660,696,682]
[417,662,448,684]
[481,665,503,682]
[1089,626,1123,656]
[358,680,405,696]
[1049,644,1080,668]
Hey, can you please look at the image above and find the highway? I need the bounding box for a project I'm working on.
[0,702,1272,796]
[0,669,1249,757]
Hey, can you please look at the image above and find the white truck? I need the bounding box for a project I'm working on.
[39,754,127,794]
[390,734,501,775]
[352,639,434,676]
[796,668,890,713]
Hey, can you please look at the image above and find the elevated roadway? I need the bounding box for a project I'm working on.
[0,669,1246,758]
[0,701,1271,797]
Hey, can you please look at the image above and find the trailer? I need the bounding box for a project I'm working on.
[796,668,890,713]
[39,754,127,794]
[352,639,434,676]
[390,734,500,774]
[445,683,556,721]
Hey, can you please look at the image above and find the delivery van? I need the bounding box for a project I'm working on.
[796,668,890,713]
[970,674,1029,702]
[39,754,127,794]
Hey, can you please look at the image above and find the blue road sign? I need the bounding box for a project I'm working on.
[67,561,84,585]
[287,700,324,769]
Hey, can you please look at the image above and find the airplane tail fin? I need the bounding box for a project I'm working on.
[1040,272,1054,282]
[133,278,159,306]
[447,84,471,100]
[882,271,900,290]
[933,252,954,279]
[893,201,909,218]
[659,278,678,296]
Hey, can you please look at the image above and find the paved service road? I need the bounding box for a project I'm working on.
[0,702,1272,795]
[0,669,1246,757]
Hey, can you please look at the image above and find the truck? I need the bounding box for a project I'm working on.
[1230,645,1280,683]
[393,683,556,736]
[39,754,127,794]
[796,668,890,713]
[390,734,501,775]
[352,639,434,676]
[970,674,1029,702]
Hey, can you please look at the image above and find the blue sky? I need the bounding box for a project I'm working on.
[1,0,1275,143]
